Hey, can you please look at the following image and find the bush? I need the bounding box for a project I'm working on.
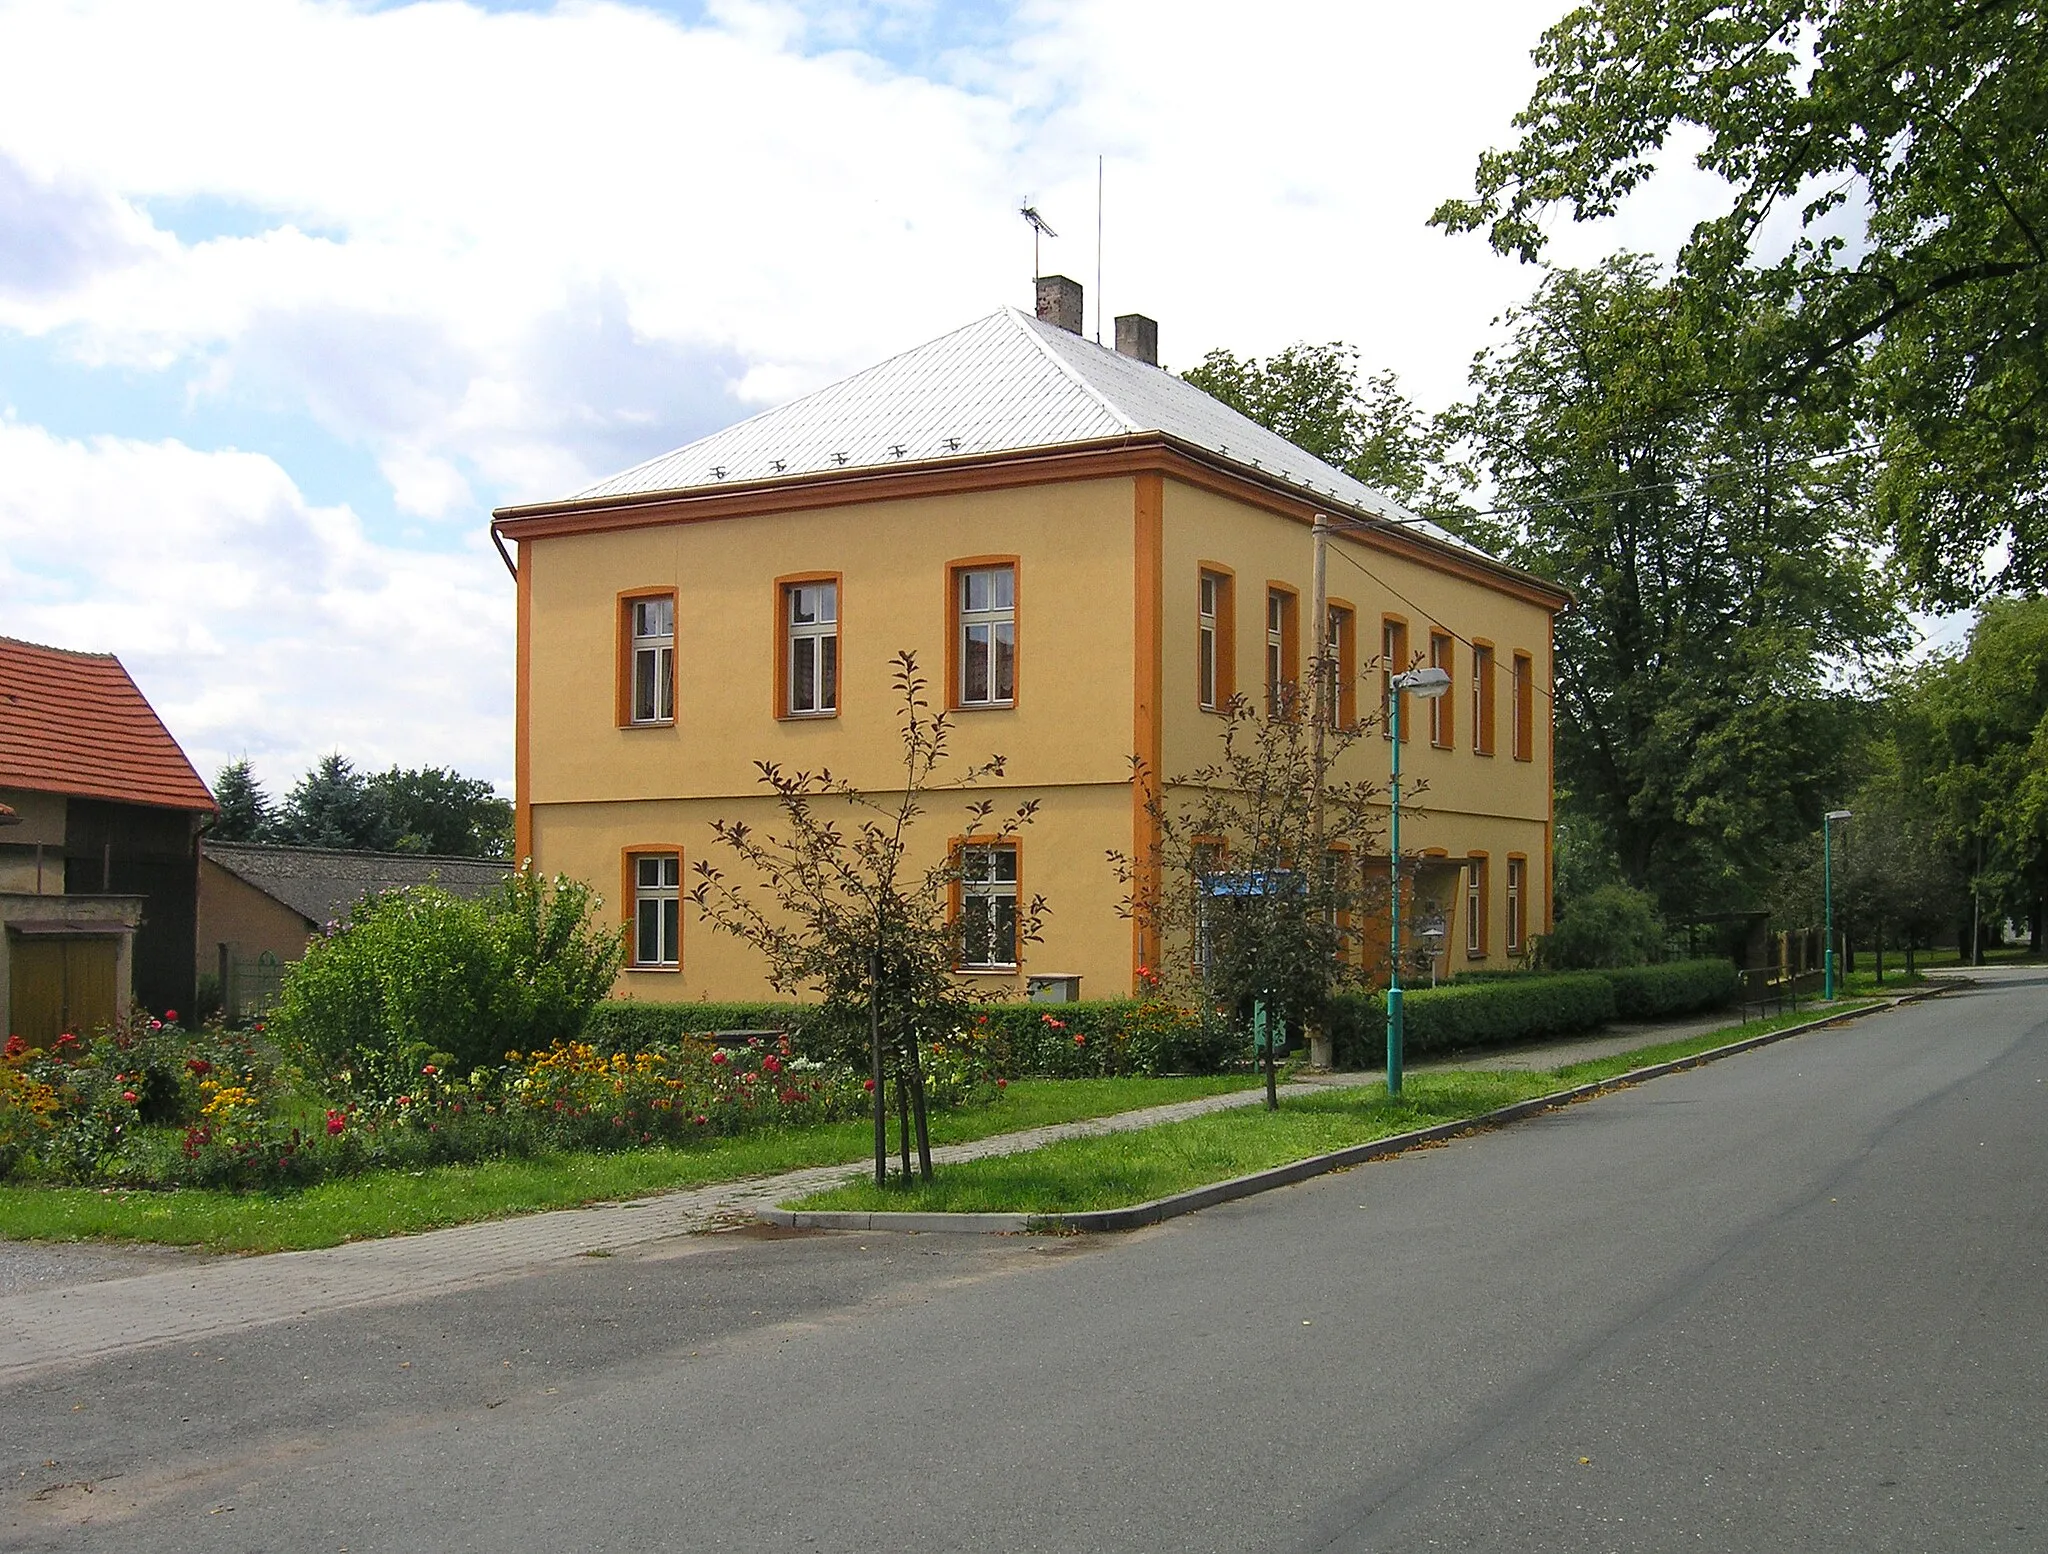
[1327,974,1615,1067]
[583,1002,813,1055]
[270,869,622,1094]
[1536,884,1665,969]
[579,996,1249,1078]
[1602,958,1738,1019]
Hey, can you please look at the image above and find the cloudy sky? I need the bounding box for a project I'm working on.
[1,0,1740,799]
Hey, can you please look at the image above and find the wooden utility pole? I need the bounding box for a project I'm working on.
[1310,512,1330,853]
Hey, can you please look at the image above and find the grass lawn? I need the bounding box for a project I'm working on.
[0,1074,1258,1254]
[790,1001,1881,1217]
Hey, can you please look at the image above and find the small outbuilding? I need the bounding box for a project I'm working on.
[198,841,511,1019]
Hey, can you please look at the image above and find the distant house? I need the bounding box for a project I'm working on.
[198,841,511,1019]
[0,637,216,1043]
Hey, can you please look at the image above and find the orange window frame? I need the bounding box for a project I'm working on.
[616,587,677,729]
[946,556,1020,712]
[1326,598,1358,729]
[1197,564,1236,712]
[621,845,684,971]
[1472,640,1497,756]
[1505,853,1527,953]
[1381,614,1410,740]
[1264,583,1299,716]
[1512,651,1534,761]
[773,571,843,721]
[1465,851,1490,958]
[1429,632,1455,749]
[948,834,1024,971]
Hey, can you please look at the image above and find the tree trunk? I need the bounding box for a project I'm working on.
[896,1050,912,1182]
[906,1038,933,1182]
[871,953,886,1188]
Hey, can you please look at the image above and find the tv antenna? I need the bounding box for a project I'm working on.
[1020,201,1057,280]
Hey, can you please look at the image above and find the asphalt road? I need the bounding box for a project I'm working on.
[3,969,2043,1553]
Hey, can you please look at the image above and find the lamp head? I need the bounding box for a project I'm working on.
[1825,809,1853,822]
[1390,666,1453,698]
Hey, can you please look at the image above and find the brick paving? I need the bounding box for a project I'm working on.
[0,1008,1781,1384]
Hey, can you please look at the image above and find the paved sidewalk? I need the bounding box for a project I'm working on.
[0,1003,1848,1384]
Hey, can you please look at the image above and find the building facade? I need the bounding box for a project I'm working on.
[1,637,215,1041]
[493,286,1568,1003]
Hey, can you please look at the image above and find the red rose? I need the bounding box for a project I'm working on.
[122,1091,139,1103]
[2,1034,25,1059]
[163,1010,178,1023]
[761,1055,783,1075]
[1074,1033,1086,1046]
[996,1078,1007,1089]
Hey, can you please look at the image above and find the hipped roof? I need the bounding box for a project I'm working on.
[0,637,215,814]
[512,309,1483,556]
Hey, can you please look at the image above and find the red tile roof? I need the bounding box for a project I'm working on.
[0,637,215,813]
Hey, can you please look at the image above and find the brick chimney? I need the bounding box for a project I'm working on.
[1035,274,1084,334]
[1115,313,1159,367]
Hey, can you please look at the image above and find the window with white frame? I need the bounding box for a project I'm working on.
[633,853,680,967]
[957,842,1019,968]
[1505,858,1525,953]
[785,581,838,715]
[1199,573,1221,710]
[1466,856,1487,956]
[629,595,675,724]
[1265,590,1292,715]
[957,566,1016,707]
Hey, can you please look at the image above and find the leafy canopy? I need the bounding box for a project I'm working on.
[1434,0,2048,602]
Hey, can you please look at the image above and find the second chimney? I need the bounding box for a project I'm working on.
[1115,313,1159,367]
[1035,274,1084,334]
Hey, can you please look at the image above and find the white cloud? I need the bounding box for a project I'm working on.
[0,420,512,793]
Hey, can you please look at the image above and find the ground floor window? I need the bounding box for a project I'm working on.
[957,842,1019,968]
[633,852,681,967]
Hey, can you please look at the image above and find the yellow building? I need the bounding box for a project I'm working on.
[491,280,1569,1004]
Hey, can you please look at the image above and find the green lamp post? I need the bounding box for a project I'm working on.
[1823,808,1852,999]
[1387,665,1453,1095]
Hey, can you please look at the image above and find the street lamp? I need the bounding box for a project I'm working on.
[1824,809,1852,999]
[1387,665,1453,1094]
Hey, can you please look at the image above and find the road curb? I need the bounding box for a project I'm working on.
[758,991,1941,1237]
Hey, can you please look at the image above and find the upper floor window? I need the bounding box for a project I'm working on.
[1198,569,1234,711]
[784,579,838,717]
[1265,587,1297,717]
[631,851,680,967]
[956,563,1016,708]
[957,841,1020,968]
[1325,604,1357,728]
[1512,651,1534,761]
[1429,632,1455,748]
[626,593,675,725]
[1381,617,1410,739]
[1472,643,1496,756]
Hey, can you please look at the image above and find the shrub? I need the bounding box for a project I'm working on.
[583,1002,812,1056]
[1602,958,1739,1019]
[1536,884,1665,969]
[579,996,1248,1078]
[270,869,622,1094]
[1327,974,1615,1067]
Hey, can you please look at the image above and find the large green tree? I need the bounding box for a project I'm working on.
[1889,596,2048,951]
[1183,344,1479,529]
[208,758,274,842]
[1449,257,1907,914]
[1434,0,2048,603]
[368,766,513,859]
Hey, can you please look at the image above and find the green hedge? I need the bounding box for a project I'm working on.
[1327,974,1615,1067]
[582,998,1245,1078]
[583,1002,812,1055]
[1602,959,1739,1019]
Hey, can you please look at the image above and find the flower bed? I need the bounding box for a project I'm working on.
[1,1017,999,1193]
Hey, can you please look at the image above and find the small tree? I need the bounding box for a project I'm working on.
[690,652,1044,1185]
[1112,682,1394,1108]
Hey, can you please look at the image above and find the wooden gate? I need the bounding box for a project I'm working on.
[8,935,120,1046]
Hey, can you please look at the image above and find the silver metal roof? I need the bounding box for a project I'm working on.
[564,308,1478,552]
